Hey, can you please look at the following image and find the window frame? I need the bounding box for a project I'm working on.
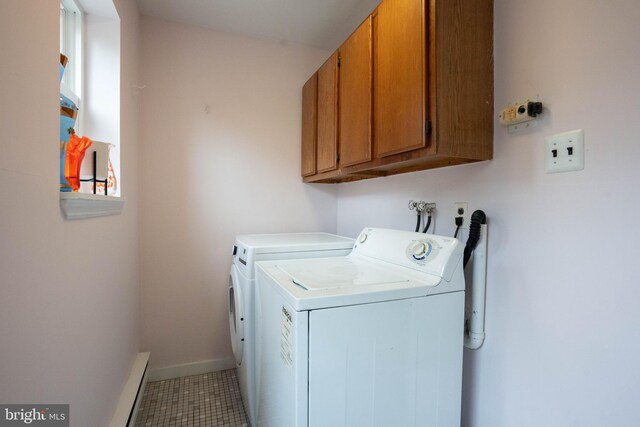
[60,0,83,109]
[59,0,126,218]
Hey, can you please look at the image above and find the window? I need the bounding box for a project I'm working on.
[60,0,82,109]
[59,0,124,218]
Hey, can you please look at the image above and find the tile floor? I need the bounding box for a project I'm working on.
[135,369,249,427]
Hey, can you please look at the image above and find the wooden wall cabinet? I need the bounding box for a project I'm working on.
[339,17,373,168]
[316,52,339,173]
[301,54,339,176]
[301,0,493,183]
[301,73,317,177]
[373,0,426,158]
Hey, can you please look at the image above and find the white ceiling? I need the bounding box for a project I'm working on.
[136,0,381,50]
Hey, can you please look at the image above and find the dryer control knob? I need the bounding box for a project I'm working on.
[359,233,368,243]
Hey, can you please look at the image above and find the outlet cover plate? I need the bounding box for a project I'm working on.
[545,129,585,173]
[454,202,469,229]
[508,119,538,133]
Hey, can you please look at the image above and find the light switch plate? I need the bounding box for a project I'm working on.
[545,129,585,173]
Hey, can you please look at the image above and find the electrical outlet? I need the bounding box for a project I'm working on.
[499,98,543,126]
[545,129,585,173]
[454,202,469,229]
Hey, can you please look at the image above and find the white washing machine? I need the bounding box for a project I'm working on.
[255,228,466,427]
[228,232,354,426]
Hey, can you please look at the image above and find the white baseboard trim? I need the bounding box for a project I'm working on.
[109,352,150,427]
[147,358,236,382]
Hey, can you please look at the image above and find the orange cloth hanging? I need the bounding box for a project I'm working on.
[64,133,92,191]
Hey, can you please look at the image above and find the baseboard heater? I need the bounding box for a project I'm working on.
[109,352,150,427]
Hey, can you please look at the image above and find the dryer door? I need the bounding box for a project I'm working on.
[228,265,245,365]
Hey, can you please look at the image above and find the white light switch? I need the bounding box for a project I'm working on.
[545,129,585,173]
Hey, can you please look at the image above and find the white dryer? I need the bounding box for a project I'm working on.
[255,228,466,427]
[228,232,354,425]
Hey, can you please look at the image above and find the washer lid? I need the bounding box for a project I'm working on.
[279,258,409,290]
[259,256,446,311]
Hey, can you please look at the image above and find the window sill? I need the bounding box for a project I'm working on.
[60,192,124,220]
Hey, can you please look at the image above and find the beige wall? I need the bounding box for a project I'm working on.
[0,0,140,425]
[139,17,336,369]
[6,1,639,425]
[336,1,640,426]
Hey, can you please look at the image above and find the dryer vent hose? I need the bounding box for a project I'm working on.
[463,210,487,268]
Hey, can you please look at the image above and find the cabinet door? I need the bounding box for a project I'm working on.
[301,73,318,177]
[374,0,427,157]
[316,52,339,173]
[339,17,373,167]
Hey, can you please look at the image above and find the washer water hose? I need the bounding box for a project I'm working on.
[414,212,421,232]
[422,215,432,233]
[463,210,487,268]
